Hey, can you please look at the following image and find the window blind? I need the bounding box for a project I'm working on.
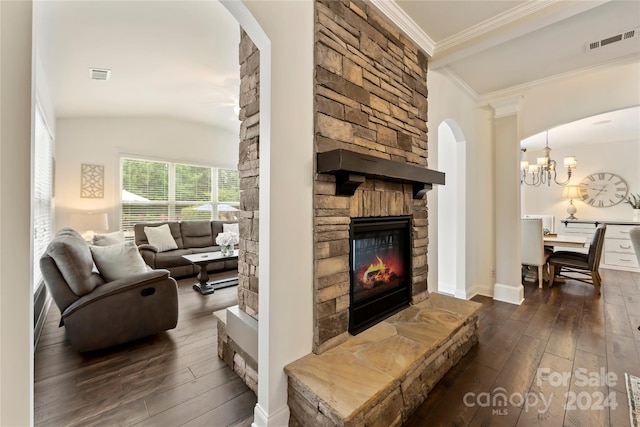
[33,106,53,294]
[120,158,240,237]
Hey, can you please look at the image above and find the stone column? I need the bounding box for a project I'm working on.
[238,29,260,317]
[491,97,524,305]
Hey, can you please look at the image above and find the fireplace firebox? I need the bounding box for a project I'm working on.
[349,216,411,335]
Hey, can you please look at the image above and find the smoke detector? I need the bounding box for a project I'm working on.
[89,68,111,81]
[585,27,639,52]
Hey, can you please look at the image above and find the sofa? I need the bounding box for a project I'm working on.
[40,228,179,352]
[134,220,239,278]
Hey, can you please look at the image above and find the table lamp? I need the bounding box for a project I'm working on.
[562,185,581,220]
[70,212,109,241]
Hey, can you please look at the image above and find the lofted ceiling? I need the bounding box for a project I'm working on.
[36,0,640,143]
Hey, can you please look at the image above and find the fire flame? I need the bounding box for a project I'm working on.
[362,255,387,282]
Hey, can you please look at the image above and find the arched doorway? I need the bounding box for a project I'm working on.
[437,119,468,298]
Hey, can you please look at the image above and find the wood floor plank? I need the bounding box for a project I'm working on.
[403,362,500,427]
[607,388,631,427]
[136,378,248,426]
[469,334,547,427]
[145,367,241,416]
[605,302,635,338]
[544,296,583,360]
[474,319,528,372]
[576,297,607,358]
[180,390,257,427]
[606,334,640,394]
[516,352,573,427]
[562,350,608,427]
[523,305,560,341]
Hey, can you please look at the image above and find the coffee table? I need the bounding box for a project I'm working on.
[182,250,239,295]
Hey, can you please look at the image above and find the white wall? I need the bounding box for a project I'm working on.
[54,117,239,232]
[427,68,496,299]
[522,139,640,227]
[0,1,33,424]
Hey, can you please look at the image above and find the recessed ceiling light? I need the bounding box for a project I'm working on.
[89,68,111,81]
[592,120,612,125]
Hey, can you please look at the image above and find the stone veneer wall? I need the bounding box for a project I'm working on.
[314,0,430,354]
[237,29,260,317]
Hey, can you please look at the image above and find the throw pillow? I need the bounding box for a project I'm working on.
[144,224,178,252]
[90,241,149,282]
[92,230,126,246]
[223,222,239,236]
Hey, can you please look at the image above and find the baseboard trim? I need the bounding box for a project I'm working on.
[252,402,290,427]
[493,282,524,305]
[474,283,495,298]
[34,285,51,349]
[455,285,481,300]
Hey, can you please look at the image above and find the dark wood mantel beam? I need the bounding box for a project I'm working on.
[316,149,446,199]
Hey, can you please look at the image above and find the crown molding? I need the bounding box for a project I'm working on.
[489,96,524,118]
[438,66,478,100]
[430,0,609,69]
[369,0,435,56]
[436,0,555,53]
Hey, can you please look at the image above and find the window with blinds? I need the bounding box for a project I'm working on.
[33,105,54,295]
[120,157,240,237]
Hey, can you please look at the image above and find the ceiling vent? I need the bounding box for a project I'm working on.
[585,27,639,52]
[89,68,111,81]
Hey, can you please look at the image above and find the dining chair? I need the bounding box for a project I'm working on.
[548,224,606,295]
[630,227,640,264]
[631,227,640,331]
[521,218,553,288]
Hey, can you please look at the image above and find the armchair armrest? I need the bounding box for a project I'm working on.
[137,244,159,268]
[63,269,174,318]
[138,244,158,253]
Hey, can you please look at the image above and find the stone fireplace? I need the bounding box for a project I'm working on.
[284,1,481,426]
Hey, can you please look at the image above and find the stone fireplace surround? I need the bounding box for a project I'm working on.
[283,1,481,425]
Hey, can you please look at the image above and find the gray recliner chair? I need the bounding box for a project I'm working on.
[40,228,179,352]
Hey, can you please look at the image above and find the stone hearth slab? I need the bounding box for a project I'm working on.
[285,294,481,426]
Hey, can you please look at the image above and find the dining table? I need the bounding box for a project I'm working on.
[543,234,588,249]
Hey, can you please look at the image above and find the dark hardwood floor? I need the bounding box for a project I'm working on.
[34,270,255,427]
[405,268,640,427]
[35,269,639,427]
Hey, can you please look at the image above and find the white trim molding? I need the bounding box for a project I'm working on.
[369,0,435,56]
[252,403,290,427]
[493,282,524,305]
[489,95,523,118]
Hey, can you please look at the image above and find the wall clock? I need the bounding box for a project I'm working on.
[579,172,628,208]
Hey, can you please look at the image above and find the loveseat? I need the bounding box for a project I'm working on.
[40,228,179,352]
[134,220,239,278]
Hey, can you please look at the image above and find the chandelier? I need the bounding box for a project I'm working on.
[520,130,576,187]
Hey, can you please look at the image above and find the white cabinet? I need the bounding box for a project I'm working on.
[559,220,640,272]
[602,224,639,272]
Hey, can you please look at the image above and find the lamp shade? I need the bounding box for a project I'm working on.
[70,212,109,232]
[562,185,581,200]
[563,156,577,168]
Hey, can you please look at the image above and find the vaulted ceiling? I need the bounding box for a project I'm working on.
[36,0,640,143]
